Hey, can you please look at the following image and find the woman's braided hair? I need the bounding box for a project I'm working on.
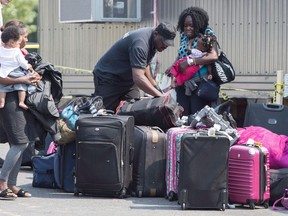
[177,7,209,36]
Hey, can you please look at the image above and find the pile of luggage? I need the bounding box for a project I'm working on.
[31,96,288,211]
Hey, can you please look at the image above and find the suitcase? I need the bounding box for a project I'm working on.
[228,144,270,209]
[178,131,230,210]
[32,153,58,188]
[132,126,166,197]
[54,141,76,193]
[74,115,134,198]
[165,126,192,201]
[116,95,184,130]
[269,168,288,206]
[243,103,288,135]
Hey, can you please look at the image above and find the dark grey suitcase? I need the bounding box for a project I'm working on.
[178,131,230,210]
[243,103,288,135]
[74,115,134,198]
[132,126,166,197]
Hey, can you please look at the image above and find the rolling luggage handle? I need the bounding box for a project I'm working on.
[263,103,284,111]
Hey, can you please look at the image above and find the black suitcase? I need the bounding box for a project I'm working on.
[243,103,288,135]
[74,115,134,198]
[178,131,230,210]
[116,95,184,130]
[132,126,166,197]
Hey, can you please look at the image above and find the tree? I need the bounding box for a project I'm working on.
[2,0,38,42]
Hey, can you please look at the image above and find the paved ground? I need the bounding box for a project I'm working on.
[0,144,285,216]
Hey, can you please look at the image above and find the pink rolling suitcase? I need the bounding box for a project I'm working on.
[166,126,193,201]
[228,143,270,209]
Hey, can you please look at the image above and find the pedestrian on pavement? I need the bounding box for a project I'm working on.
[0,20,41,200]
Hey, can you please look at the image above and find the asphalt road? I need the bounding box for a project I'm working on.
[0,144,285,216]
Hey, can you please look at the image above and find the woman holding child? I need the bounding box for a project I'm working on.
[0,20,41,200]
[169,7,219,116]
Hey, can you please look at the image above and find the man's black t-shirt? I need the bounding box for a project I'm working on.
[94,27,156,87]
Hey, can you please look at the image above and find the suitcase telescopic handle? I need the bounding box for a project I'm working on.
[263,103,284,111]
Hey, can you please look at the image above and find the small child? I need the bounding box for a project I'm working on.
[165,34,215,92]
[0,25,32,109]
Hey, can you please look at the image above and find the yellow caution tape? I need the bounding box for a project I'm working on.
[24,44,40,49]
[54,65,93,73]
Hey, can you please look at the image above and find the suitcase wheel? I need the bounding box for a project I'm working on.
[167,191,177,201]
[263,201,269,209]
[74,188,79,196]
[118,188,127,199]
[249,202,255,209]
[181,202,186,210]
[220,203,226,211]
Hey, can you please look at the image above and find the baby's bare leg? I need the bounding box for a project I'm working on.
[18,90,28,110]
[0,92,6,108]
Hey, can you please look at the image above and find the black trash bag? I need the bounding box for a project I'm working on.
[25,52,43,69]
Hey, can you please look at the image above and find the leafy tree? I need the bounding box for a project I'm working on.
[2,0,38,42]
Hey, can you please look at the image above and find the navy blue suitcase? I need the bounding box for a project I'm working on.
[32,153,58,188]
[54,141,76,193]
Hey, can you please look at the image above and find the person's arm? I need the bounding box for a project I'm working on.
[179,41,218,73]
[132,67,163,97]
[0,71,41,85]
[145,65,157,86]
[207,64,213,80]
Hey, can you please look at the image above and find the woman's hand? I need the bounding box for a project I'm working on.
[30,71,42,85]
[22,71,42,85]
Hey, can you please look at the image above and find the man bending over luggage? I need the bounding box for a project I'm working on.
[93,22,176,112]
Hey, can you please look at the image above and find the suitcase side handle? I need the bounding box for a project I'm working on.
[263,103,284,111]
[129,146,134,165]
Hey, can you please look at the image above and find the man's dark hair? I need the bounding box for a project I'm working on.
[1,26,21,44]
[177,7,209,35]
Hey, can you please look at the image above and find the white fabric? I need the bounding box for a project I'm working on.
[190,48,207,59]
[0,47,29,78]
[188,49,207,68]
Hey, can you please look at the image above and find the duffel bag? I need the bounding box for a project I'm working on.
[116,95,184,130]
[32,153,58,189]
